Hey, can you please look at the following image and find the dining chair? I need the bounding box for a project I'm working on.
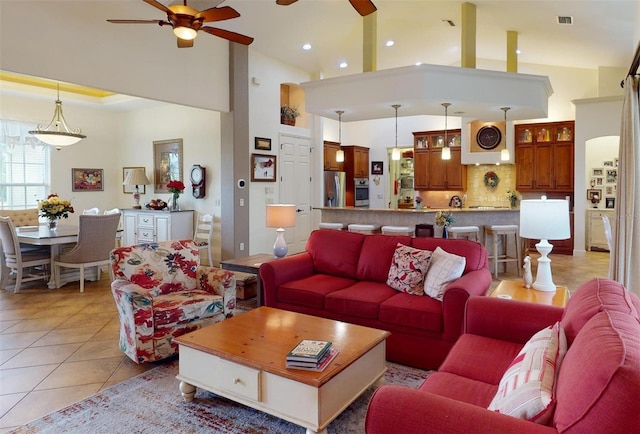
[0,216,50,293]
[193,212,214,266]
[53,213,121,292]
[82,207,100,215]
[104,208,122,247]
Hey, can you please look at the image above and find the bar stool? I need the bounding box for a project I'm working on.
[347,224,381,234]
[414,224,434,238]
[484,225,522,278]
[318,222,344,230]
[381,225,414,236]
[447,226,480,242]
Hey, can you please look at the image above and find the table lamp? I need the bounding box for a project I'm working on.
[519,196,571,292]
[266,204,296,258]
[123,168,151,209]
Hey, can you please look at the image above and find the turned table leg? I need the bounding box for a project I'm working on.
[179,381,196,402]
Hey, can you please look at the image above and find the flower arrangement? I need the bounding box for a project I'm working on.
[167,180,185,195]
[415,195,423,207]
[435,210,455,227]
[38,194,74,221]
[280,104,300,119]
[484,171,500,188]
[507,189,519,206]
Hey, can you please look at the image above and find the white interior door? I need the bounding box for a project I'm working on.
[279,133,311,255]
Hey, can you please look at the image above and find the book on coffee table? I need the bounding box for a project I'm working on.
[286,347,340,372]
[286,339,332,362]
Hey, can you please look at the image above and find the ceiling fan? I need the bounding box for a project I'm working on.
[107,0,254,48]
[276,0,376,17]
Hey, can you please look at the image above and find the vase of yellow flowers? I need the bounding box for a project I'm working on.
[507,189,519,208]
[38,194,74,231]
[167,180,185,211]
[435,210,455,238]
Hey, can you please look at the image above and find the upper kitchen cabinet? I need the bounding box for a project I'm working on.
[342,145,369,178]
[515,121,574,192]
[413,129,466,190]
[323,140,343,171]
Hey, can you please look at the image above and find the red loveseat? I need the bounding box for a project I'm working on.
[260,229,492,369]
[365,278,640,433]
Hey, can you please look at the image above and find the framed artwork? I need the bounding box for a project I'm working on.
[605,197,615,209]
[587,189,602,201]
[606,169,617,184]
[72,168,104,192]
[153,139,183,193]
[591,167,604,177]
[122,167,146,194]
[251,153,277,182]
[254,137,272,151]
[614,158,619,167]
[592,177,604,187]
[371,161,383,175]
[603,160,614,167]
[605,186,615,195]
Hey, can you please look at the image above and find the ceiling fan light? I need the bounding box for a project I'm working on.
[174,26,197,40]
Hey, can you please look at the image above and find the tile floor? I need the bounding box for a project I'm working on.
[0,250,611,432]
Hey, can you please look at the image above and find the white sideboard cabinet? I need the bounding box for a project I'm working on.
[122,209,194,246]
[586,209,614,251]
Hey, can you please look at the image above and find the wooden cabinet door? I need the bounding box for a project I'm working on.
[445,148,466,189]
[534,144,554,190]
[414,150,430,189]
[515,144,535,190]
[354,147,369,177]
[323,141,342,171]
[554,142,574,190]
[428,153,447,189]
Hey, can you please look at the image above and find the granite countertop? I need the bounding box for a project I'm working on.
[315,206,519,212]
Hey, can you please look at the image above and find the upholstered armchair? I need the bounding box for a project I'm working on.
[110,239,236,364]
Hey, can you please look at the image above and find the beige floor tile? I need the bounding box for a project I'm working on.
[56,312,114,330]
[30,326,101,347]
[28,304,84,319]
[0,308,39,322]
[0,349,21,366]
[1,343,83,369]
[1,316,68,334]
[90,320,120,341]
[105,357,156,384]
[66,339,123,362]
[34,357,122,390]
[0,365,58,394]
[0,322,19,334]
[0,331,49,351]
[0,392,26,419]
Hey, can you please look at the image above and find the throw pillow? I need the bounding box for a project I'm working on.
[422,246,466,300]
[488,321,567,425]
[386,243,432,295]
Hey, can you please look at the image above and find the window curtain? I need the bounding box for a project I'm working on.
[0,119,43,152]
[609,75,639,296]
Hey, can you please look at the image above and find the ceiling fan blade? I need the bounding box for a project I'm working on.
[177,38,194,48]
[107,19,164,24]
[276,0,298,5]
[143,0,172,14]
[349,0,377,16]
[195,6,241,23]
[201,27,254,46]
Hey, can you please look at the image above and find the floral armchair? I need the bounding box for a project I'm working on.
[110,239,236,364]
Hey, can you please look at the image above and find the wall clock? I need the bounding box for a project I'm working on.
[476,125,502,150]
[190,164,206,198]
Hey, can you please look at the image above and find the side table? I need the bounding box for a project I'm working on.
[490,280,569,308]
[220,253,275,307]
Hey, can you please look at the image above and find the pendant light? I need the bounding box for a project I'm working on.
[29,84,86,150]
[441,103,451,160]
[500,107,511,161]
[391,104,401,161]
[335,110,345,163]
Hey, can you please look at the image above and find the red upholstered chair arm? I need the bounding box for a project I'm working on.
[259,252,315,306]
[441,269,492,342]
[464,296,564,343]
[365,385,556,434]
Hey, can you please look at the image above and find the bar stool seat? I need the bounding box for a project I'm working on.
[484,224,522,278]
[318,222,344,230]
[348,224,381,234]
[447,225,480,241]
[381,225,414,236]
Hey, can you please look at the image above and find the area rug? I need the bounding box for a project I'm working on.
[11,359,430,434]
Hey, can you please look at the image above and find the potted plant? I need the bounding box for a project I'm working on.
[280,105,300,126]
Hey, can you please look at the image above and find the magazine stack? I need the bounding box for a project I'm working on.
[285,339,339,372]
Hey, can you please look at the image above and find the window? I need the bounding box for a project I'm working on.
[0,119,50,209]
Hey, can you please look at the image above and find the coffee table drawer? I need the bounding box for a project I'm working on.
[218,359,261,401]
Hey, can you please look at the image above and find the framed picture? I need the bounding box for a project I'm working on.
[72,168,104,192]
[592,177,604,187]
[591,167,604,177]
[605,186,615,195]
[587,188,602,201]
[605,197,615,209]
[122,167,146,194]
[371,161,383,175]
[603,160,614,167]
[254,137,272,151]
[153,139,183,193]
[251,153,277,182]
[606,169,617,184]
[614,158,619,167]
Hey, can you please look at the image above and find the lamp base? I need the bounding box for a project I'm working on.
[532,239,557,292]
[273,228,288,259]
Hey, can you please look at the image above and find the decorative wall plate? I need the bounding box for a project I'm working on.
[476,125,502,150]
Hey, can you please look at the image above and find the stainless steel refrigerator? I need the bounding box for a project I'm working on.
[324,171,346,207]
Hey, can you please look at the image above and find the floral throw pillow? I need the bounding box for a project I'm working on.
[386,243,433,295]
[423,246,466,301]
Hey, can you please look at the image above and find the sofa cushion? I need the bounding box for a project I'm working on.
[561,277,639,345]
[423,247,466,301]
[277,274,356,309]
[306,229,364,279]
[554,310,640,433]
[325,281,396,319]
[419,372,498,408]
[411,238,487,274]
[386,243,433,295]
[379,292,442,332]
[488,322,566,425]
[153,290,224,328]
[358,235,413,282]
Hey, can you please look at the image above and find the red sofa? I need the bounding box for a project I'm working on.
[365,278,640,433]
[260,229,492,369]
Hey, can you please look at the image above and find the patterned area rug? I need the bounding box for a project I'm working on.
[11,359,430,434]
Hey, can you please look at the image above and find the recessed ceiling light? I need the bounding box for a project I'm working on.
[339,62,348,68]
[302,43,311,50]
[385,40,394,47]
[516,49,522,54]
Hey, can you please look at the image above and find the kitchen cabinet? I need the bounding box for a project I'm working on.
[515,121,574,192]
[413,129,466,190]
[342,145,369,178]
[587,209,614,251]
[122,209,194,246]
[323,140,343,171]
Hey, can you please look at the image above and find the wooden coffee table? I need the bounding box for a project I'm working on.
[174,306,390,434]
[491,279,569,307]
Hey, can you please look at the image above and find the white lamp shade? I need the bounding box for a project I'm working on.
[519,198,570,240]
[501,148,510,161]
[123,168,151,186]
[266,204,296,228]
[441,146,451,160]
[391,148,401,160]
[336,149,345,162]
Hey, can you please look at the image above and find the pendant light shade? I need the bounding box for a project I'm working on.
[29,84,86,150]
[335,110,345,163]
[441,103,451,160]
[391,104,401,160]
[501,107,511,161]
